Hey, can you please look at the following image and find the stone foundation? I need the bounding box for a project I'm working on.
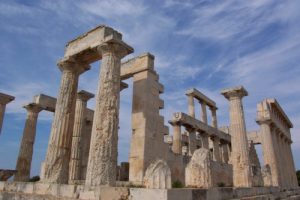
[1,182,300,200]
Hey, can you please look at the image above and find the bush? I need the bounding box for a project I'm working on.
[172,180,183,188]
[29,176,40,182]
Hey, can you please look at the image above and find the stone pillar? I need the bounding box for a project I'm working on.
[286,140,298,187]
[221,86,252,187]
[221,141,229,164]
[69,90,94,184]
[211,136,221,162]
[172,123,182,154]
[187,128,197,156]
[277,132,287,188]
[201,132,209,149]
[188,95,195,118]
[210,107,218,128]
[283,139,293,188]
[14,103,42,182]
[200,101,207,124]
[258,120,280,186]
[41,59,90,183]
[85,42,131,186]
[0,93,15,134]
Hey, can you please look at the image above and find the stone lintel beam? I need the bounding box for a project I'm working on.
[121,52,154,80]
[185,88,217,109]
[169,112,231,143]
[33,94,56,112]
[0,93,15,105]
[247,130,261,144]
[221,85,248,100]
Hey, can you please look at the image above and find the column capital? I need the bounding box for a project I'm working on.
[23,103,43,114]
[0,93,15,105]
[221,86,248,100]
[57,58,91,75]
[77,90,94,102]
[97,41,134,59]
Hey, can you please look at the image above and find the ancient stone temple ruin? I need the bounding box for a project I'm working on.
[0,25,299,200]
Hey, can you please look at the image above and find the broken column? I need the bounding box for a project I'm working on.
[69,90,94,184]
[41,59,90,183]
[85,41,133,186]
[0,93,15,134]
[221,86,252,187]
[14,103,43,181]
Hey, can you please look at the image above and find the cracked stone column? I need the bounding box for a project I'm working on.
[69,90,94,184]
[171,122,182,154]
[200,101,207,124]
[41,59,90,183]
[85,42,132,186]
[221,86,252,187]
[188,95,195,118]
[210,107,218,128]
[0,93,15,134]
[257,120,280,186]
[14,103,42,182]
[211,136,221,162]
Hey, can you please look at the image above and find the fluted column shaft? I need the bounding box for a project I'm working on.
[85,43,127,186]
[69,91,94,183]
[172,123,182,154]
[277,133,288,188]
[14,104,42,181]
[188,96,195,118]
[41,60,89,183]
[211,137,221,162]
[187,128,196,156]
[210,108,218,128]
[286,141,298,187]
[200,101,207,124]
[259,122,280,186]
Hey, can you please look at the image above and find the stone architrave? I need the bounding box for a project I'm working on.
[185,148,212,188]
[143,160,171,189]
[69,90,94,184]
[14,103,42,182]
[41,59,90,183]
[221,86,252,187]
[85,42,133,186]
[0,93,15,134]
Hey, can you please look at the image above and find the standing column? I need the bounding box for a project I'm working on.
[41,59,90,183]
[220,141,229,164]
[14,103,42,181]
[257,120,280,186]
[85,42,132,186]
[188,95,195,118]
[69,90,94,184]
[283,139,293,188]
[210,107,218,128]
[221,86,252,187]
[0,93,15,134]
[286,140,298,187]
[201,132,209,149]
[187,127,196,156]
[211,136,221,162]
[200,101,207,124]
[171,123,182,154]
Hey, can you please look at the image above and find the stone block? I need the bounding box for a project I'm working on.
[130,188,167,200]
[144,160,171,189]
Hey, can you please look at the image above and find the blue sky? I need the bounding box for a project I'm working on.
[0,0,300,177]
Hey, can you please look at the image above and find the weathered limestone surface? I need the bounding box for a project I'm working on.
[185,148,212,188]
[0,93,15,134]
[221,86,252,187]
[85,41,133,186]
[248,142,263,187]
[143,160,171,189]
[41,59,90,183]
[69,90,94,184]
[171,122,182,154]
[15,103,43,182]
[261,164,272,186]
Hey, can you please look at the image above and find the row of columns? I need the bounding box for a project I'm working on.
[171,123,230,164]
[187,95,218,128]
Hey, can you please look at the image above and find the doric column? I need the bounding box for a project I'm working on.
[200,132,209,149]
[211,136,221,162]
[221,86,252,187]
[200,101,207,124]
[85,42,132,186]
[210,107,218,128]
[187,127,196,156]
[283,139,293,188]
[286,140,298,187]
[188,95,195,118]
[277,132,288,188]
[69,90,94,184]
[171,123,182,154]
[14,103,42,181]
[41,59,90,183]
[220,141,229,164]
[0,93,15,134]
[257,120,280,186]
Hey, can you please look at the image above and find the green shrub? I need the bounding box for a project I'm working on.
[172,180,183,188]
